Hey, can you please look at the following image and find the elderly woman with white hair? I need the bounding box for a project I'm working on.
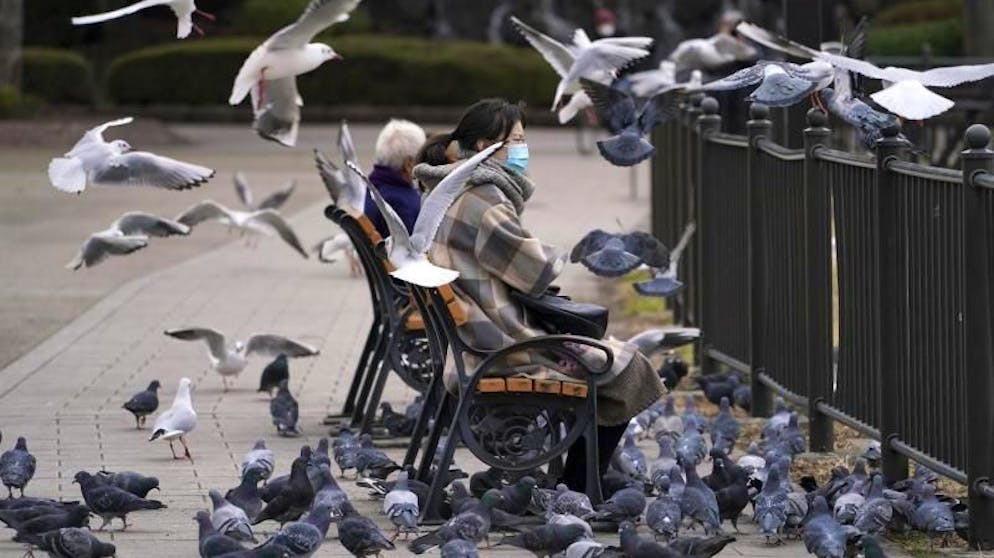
[363,119,427,238]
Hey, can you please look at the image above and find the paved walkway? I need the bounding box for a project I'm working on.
[0,123,907,557]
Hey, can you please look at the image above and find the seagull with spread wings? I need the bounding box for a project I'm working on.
[71,0,215,39]
[164,328,319,390]
[68,212,190,270]
[48,117,214,194]
[313,122,365,276]
[233,172,297,211]
[346,143,503,287]
[176,200,309,259]
[736,20,994,120]
[510,15,652,123]
[229,0,362,146]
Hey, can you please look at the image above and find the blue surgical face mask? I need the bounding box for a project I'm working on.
[505,143,529,173]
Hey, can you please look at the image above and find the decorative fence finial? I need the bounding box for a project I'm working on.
[966,124,992,151]
[749,102,769,120]
[806,107,827,128]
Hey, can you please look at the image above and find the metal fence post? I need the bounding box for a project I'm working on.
[961,124,994,550]
[682,95,704,327]
[696,97,721,377]
[802,108,835,452]
[876,125,911,483]
[747,103,774,418]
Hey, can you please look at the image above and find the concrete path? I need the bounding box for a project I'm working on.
[0,123,906,557]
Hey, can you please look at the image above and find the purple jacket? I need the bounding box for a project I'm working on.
[364,164,421,238]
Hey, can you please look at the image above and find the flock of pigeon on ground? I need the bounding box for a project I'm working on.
[11,0,986,556]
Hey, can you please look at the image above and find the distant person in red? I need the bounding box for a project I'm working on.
[594,7,621,38]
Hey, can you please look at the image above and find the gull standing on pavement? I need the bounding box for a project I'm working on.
[149,377,197,461]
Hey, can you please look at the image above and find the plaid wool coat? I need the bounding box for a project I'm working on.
[414,157,665,425]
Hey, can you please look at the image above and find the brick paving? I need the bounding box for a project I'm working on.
[0,124,909,557]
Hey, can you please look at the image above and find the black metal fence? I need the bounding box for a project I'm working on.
[652,96,994,549]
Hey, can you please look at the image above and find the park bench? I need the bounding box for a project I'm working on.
[322,206,435,434]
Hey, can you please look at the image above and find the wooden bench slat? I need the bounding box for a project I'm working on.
[506,378,533,392]
[478,378,507,392]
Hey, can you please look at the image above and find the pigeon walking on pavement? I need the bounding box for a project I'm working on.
[242,440,276,483]
[262,503,334,558]
[148,377,197,461]
[94,470,160,498]
[26,526,117,558]
[122,380,161,429]
[384,470,420,540]
[270,380,301,437]
[211,489,257,543]
[258,355,289,398]
[10,504,92,542]
[252,456,314,526]
[338,501,396,558]
[74,471,166,531]
[225,469,265,521]
[497,523,588,557]
[0,436,36,498]
[803,496,847,558]
[408,491,502,554]
[196,510,246,558]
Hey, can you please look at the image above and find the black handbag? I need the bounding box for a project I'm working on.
[510,288,609,340]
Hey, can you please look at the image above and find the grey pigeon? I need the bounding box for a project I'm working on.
[681,395,707,431]
[333,429,363,477]
[27,526,116,558]
[681,462,722,535]
[675,422,707,468]
[580,78,681,167]
[753,468,787,543]
[570,229,670,277]
[546,484,595,519]
[0,502,80,529]
[122,380,160,428]
[611,434,648,479]
[565,540,622,558]
[666,467,685,502]
[380,402,416,437]
[11,504,91,541]
[258,354,289,398]
[618,521,683,558]
[408,490,502,553]
[547,513,594,539]
[263,503,334,558]
[441,538,478,558]
[242,440,276,483]
[714,480,749,532]
[357,466,429,509]
[646,492,681,541]
[94,470,160,498]
[74,471,165,531]
[384,470,419,539]
[307,438,332,490]
[0,436,36,498]
[261,446,310,503]
[252,456,314,526]
[803,496,846,558]
[196,510,245,558]
[855,475,893,535]
[354,435,401,479]
[691,59,832,108]
[497,475,537,515]
[832,484,865,525]
[587,487,646,523]
[497,523,588,557]
[226,468,265,520]
[404,396,424,420]
[669,534,737,558]
[469,468,503,498]
[312,464,350,519]
[211,489,257,543]
[710,398,741,448]
[214,545,294,558]
[270,380,301,437]
[911,485,955,547]
[338,501,396,558]
[762,398,791,440]
[650,435,678,484]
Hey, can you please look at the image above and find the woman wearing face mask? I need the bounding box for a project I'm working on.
[414,98,665,492]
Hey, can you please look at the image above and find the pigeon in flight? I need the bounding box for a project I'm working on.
[690,59,834,108]
[347,142,503,287]
[67,212,190,270]
[229,0,363,146]
[580,78,682,166]
[164,327,318,390]
[234,172,296,211]
[634,222,696,297]
[148,377,197,461]
[176,200,309,259]
[48,117,214,194]
[71,0,215,39]
[570,228,670,277]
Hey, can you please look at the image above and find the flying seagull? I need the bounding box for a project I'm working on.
[229,0,363,146]
[48,117,214,194]
[149,377,197,461]
[315,121,367,212]
[689,59,834,108]
[71,0,215,39]
[510,15,652,119]
[233,172,296,211]
[67,212,190,270]
[164,327,319,390]
[176,200,309,259]
[346,142,503,287]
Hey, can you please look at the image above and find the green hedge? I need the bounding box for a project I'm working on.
[106,36,559,108]
[869,18,963,56]
[22,48,96,104]
[876,0,963,25]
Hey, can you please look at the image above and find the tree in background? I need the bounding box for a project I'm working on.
[964,0,994,56]
[0,0,23,90]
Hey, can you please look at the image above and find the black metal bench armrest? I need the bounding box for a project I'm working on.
[466,334,615,388]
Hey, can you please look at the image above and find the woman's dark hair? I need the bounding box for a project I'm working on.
[418,98,526,165]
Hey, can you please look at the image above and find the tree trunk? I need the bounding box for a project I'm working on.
[965,0,994,57]
[0,0,23,90]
